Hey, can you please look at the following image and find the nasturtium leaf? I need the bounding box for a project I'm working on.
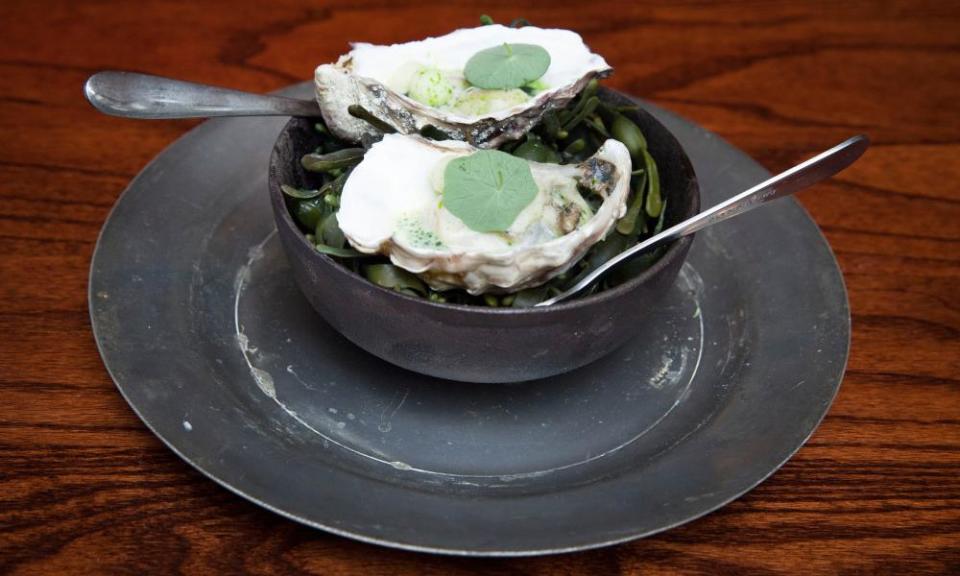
[464,43,551,90]
[443,150,539,233]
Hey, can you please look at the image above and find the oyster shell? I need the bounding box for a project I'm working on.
[336,134,632,294]
[315,25,611,148]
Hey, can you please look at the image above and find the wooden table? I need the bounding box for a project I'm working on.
[2,1,958,573]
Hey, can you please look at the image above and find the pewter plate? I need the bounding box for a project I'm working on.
[89,84,849,556]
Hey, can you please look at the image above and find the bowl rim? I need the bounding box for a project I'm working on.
[268,90,700,316]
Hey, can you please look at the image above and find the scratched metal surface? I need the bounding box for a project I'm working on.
[89,85,849,555]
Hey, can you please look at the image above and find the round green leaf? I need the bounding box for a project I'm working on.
[464,43,551,90]
[443,150,539,233]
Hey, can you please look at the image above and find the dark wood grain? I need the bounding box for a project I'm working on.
[1,1,959,574]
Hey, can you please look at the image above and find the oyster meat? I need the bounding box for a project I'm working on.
[336,134,632,294]
[315,24,611,148]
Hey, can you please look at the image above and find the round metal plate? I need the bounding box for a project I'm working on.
[89,84,849,556]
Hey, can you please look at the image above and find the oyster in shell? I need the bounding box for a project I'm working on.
[315,25,611,148]
[336,134,632,294]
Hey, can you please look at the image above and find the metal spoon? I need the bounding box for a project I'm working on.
[84,71,320,119]
[536,135,869,306]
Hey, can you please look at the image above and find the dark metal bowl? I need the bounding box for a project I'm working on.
[268,89,700,383]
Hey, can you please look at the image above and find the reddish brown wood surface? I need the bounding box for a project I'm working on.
[1,1,959,574]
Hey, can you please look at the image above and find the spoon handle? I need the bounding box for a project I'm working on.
[84,71,321,119]
[538,134,870,306]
